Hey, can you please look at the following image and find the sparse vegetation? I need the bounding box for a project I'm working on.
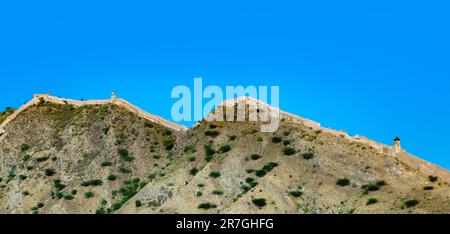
[262,162,278,172]
[219,145,232,153]
[163,139,175,150]
[404,199,419,208]
[209,171,221,178]
[44,168,56,177]
[228,135,237,141]
[119,167,132,174]
[282,147,296,156]
[20,144,29,152]
[22,155,31,162]
[36,156,49,163]
[212,190,224,195]
[336,178,351,187]
[81,179,103,187]
[250,154,262,160]
[198,203,217,210]
[362,181,386,194]
[252,198,267,208]
[64,195,75,200]
[204,144,216,162]
[255,169,267,177]
[367,198,378,206]
[272,137,282,144]
[429,175,438,183]
[118,148,134,162]
[54,179,66,191]
[101,161,113,167]
[301,152,314,160]
[190,167,199,176]
[205,130,220,138]
[107,174,118,181]
[289,191,303,198]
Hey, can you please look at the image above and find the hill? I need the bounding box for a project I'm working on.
[0,94,449,214]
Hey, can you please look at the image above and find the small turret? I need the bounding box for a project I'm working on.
[392,136,402,155]
[111,92,117,103]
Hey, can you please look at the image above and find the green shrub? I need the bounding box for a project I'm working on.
[56,192,64,199]
[366,198,378,206]
[262,162,279,172]
[209,124,218,129]
[282,147,296,156]
[209,171,221,178]
[250,154,262,160]
[135,200,143,207]
[64,195,75,200]
[283,140,291,146]
[119,167,132,174]
[272,137,282,144]
[84,192,94,198]
[71,190,77,195]
[101,161,112,167]
[204,144,216,158]
[118,148,134,162]
[428,175,438,183]
[302,152,314,160]
[219,145,232,153]
[336,178,351,187]
[81,179,103,187]
[404,199,419,208]
[255,170,267,177]
[246,169,255,173]
[228,135,237,141]
[196,191,203,197]
[198,203,217,210]
[188,156,196,162]
[107,174,118,181]
[246,177,255,183]
[19,174,27,180]
[23,155,32,162]
[205,130,220,137]
[424,186,434,191]
[190,168,199,176]
[44,168,56,177]
[20,144,29,152]
[212,190,224,195]
[54,180,66,191]
[183,145,196,153]
[256,136,263,142]
[37,202,44,208]
[163,139,175,150]
[252,198,267,208]
[26,166,33,171]
[197,183,205,188]
[289,191,303,198]
[36,156,49,163]
[148,173,157,181]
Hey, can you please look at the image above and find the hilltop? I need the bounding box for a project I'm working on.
[0,94,449,214]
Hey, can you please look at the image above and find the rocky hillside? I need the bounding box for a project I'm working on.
[0,97,449,214]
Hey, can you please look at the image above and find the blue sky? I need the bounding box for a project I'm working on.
[0,1,449,169]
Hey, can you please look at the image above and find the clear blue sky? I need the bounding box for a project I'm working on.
[1,1,449,169]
